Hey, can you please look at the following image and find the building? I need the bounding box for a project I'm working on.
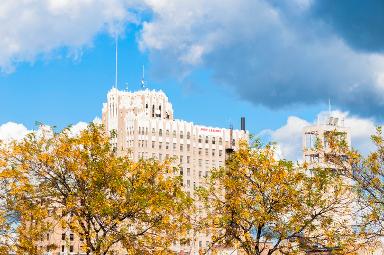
[302,112,351,168]
[31,87,247,255]
[101,87,248,254]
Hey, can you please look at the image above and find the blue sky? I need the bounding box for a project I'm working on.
[0,0,383,159]
[0,23,323,133]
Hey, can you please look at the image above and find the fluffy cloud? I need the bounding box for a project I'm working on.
[139,0,384,118]
[260,111,378,161]
[3,0,384,118]
[0,0,140,72]
[259,116,310,161]
[0,122,31,142]
[311,0,384,53]
[0,119,101,142]
[68,122,88,137]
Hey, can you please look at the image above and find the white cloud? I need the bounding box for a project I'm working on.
[92,117,102,125]
[0,122,30,142]
[259,116,310,161]
[0,0,140,72]
[68,122,88,137]
[138,0,384,117]
[0,119,101,142]
[260,111,378,161]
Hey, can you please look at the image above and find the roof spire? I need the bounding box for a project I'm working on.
[141,65,146,89]
[328,98,331,115]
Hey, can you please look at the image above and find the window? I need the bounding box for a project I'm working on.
[187,156,190,163]
[205,136,209,143]
[219,150,222,157]
[173,130,176,138]
[198,148,202,155]
[180,131,184,139]
[212,137,216,144]
[70,233,74,241]
[159,154,162,161]
[180,144,183,151]
[62,245,65,252]
[70,245,74,253]
[180,168,184,175]
[187,144,190,151]
[199,171,202,177]
[219,138,223,145]
[187,132,190,139]
[180,156,183,163]
[187,180,190,187]
[159,129,162,136]
[166,142,169,150]
[152,141,155,148]
[159,142,162,149]
[198,136,202,143]
[173,143,176,150]
[199,159,202,167]
[152,128,155,134]
[62,233,65,241]
[187,168,190,176]
[212,149,215,156]
[205,148,208,156]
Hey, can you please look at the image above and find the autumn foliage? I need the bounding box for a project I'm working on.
[198,139,365,255]
[1,124,383,255]
[0,124,192,255]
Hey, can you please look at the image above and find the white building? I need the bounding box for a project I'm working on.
[101,87,248,254]
[302,112,351,168]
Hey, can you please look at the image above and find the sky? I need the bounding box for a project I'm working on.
[0,0,383,160]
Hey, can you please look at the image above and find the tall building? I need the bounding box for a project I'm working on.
[101,87,248,254]
[302,112,351,168]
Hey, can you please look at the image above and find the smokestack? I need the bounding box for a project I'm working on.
[241,117,245,131]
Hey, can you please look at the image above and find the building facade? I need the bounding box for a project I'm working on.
[302,112,351,168]
[101,87,248,254]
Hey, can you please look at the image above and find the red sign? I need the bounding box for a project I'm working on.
[200,127,222,133]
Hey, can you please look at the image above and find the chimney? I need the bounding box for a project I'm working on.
[241,117,245,131]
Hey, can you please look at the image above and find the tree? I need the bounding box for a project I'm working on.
[337,127,384,242]
[0,123,192,255]
[198,139,363,255]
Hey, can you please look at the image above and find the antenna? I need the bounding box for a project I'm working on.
[115,34,118,88]
[328,98,331,115]
[141,65,146,89]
